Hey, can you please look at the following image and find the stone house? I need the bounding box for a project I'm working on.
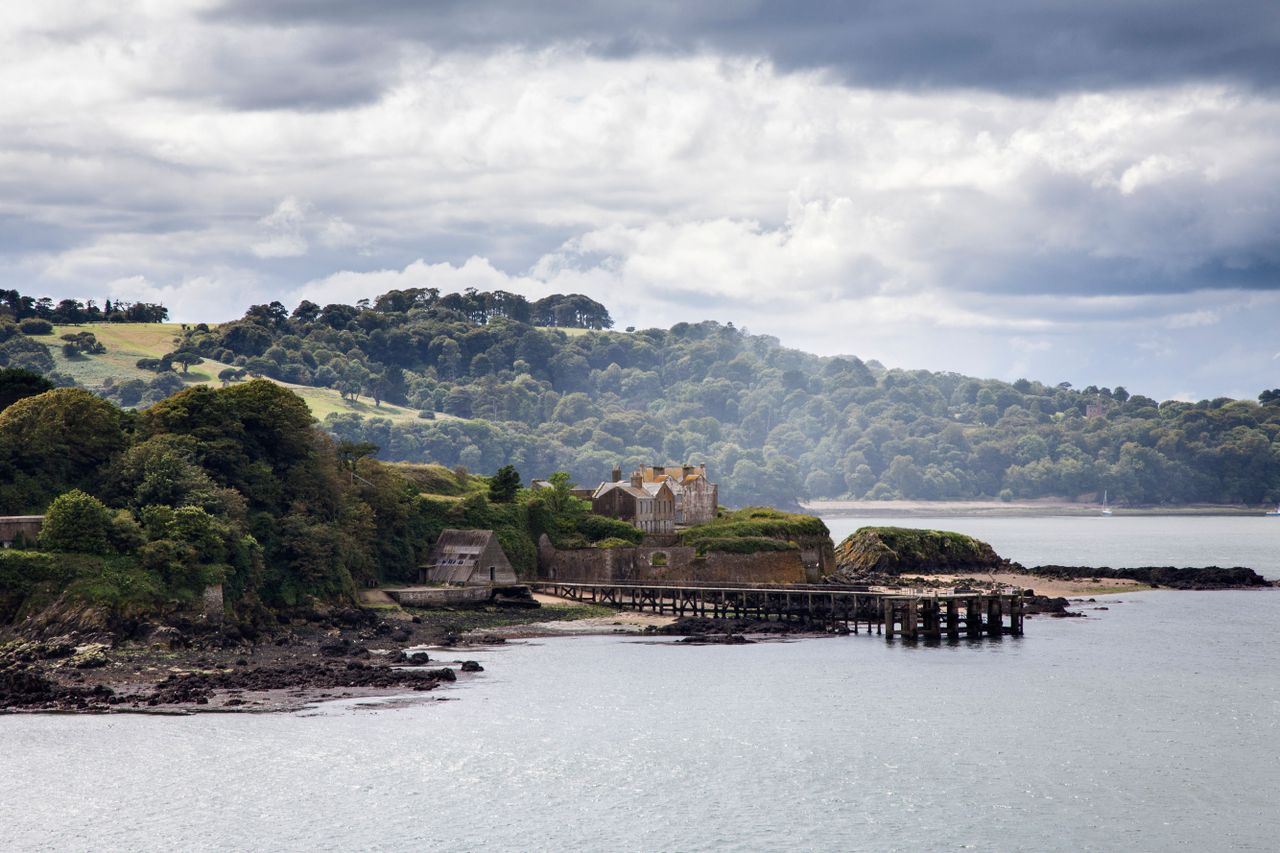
[591,472,676,535]
[419,529,518,585]
[638,464,718,525]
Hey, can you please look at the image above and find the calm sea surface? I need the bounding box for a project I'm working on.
[4,516,1280,852]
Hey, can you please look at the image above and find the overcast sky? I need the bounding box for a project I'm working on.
[4,1,1279,400]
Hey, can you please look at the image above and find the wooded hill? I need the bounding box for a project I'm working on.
[6,287,1280,507]
[0,376,819,631]
[0,379,654,631]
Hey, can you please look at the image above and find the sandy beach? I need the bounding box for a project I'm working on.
[483,593,677,637]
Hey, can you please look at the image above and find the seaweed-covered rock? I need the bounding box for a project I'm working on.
[834,527,1005,577]
[677,634,754,645]
[1028,564,1271,590]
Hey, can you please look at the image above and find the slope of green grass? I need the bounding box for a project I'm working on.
[537,326,591,338]
[46,323,232,388]
[288,383,453,425]
[42,323,455,424]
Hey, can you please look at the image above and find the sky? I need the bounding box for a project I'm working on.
[3,1,1279,401]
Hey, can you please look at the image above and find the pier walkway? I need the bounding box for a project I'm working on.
[530,580,1024,639]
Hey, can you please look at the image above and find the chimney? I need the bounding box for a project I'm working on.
[611,465,622,483]
[653,465,664,478]
[630,470,644,489]
[683,464,694,478]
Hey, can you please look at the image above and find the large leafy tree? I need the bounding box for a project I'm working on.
[488,464,521,502]
[0,388,127,511]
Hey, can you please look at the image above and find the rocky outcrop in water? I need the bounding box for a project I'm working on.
[834,527,1008,578]
[652,616,807,636]
[1026,565,1271,590]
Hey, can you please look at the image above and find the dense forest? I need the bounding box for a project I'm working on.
[4,286,1280,507]
[167,288,1279,507]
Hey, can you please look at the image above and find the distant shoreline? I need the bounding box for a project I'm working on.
[804,499,1271,518]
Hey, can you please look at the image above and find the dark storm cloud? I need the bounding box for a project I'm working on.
[210,0,1280,101]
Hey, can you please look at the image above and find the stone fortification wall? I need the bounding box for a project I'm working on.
[0,516,43,548]
[797,536,837,578]
[540,543,807,585]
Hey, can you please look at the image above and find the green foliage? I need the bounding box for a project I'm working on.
[574,513,644,545]
[388,462,473,496]
[39,489,113,554]
[0,550,165,623]
[18,318,52,335]
[488,464,521,502]
[105,434,241,515]
[0,388,127,512]
[679,507,824,554]
[60,331,106,356]
[0,334,55,374]
[683,507,829,541]
[685,536,798,554]
[64,556,164,615]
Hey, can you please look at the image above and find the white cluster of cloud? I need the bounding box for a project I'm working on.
[1,2,1278,398]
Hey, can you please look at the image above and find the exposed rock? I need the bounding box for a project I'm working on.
[656,616,806,636]
[460,660,483,672]
[677,634,753,645]
[1027,564,1271,590]
[834,527,1006,577]
[319,638,370,658]
[148,626,185,650]
[1021,595,1071,615]
[70,644,111,669]
[142,660,453,706]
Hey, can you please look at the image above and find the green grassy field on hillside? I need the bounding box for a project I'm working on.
[41,323,453,424]
[46,323,229,388]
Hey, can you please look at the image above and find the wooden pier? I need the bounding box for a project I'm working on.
[531,581,1024,639]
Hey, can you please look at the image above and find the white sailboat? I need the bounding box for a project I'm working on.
[1101,490,1113,516]
[1267,503,1280,517]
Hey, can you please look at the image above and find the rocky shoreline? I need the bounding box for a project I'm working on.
[0,606,501,715]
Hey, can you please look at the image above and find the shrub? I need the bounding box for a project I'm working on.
[0,336,55,373]
[685,536,798,555]
[18,318,53,335]
[39,489,113,554]
[576,513,644,545]
[488,464,522,502]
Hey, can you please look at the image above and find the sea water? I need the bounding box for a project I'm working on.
[3,516,1279,852]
